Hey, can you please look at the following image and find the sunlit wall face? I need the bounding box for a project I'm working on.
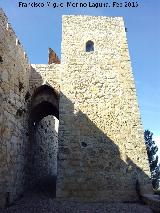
[57,15,152,202]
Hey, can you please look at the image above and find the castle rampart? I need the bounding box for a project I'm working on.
[0,9,152,207]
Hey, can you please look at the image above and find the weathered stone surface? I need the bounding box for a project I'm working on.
[32,115,58,184]
[0,9,153,208]
[0,8,30,207]
[48,48,60,64]
[56,15,152,202]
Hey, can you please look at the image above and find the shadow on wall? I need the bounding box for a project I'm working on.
[25,67,59,196]
[56,93,152,202]
[26,67,152,202]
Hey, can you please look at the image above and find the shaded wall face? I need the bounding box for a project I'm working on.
[33,115,58,183]
[29,64,60,94]
[27,66,60,191]
[0,9,30,206]
[57,16,152,202]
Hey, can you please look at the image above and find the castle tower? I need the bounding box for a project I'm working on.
[57,15,152,202]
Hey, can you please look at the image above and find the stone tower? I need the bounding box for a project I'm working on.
[56,15,152,202]
[0,9,152,207]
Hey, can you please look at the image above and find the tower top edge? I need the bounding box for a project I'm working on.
[62,15,123,20]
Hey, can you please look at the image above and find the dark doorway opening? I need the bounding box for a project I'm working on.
[28,85,59,197]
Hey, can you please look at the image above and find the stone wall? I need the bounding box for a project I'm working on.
[34,115,58,178]
[26,64,60,189]
[0,9,31,206]
[57,15,152,202]
[29,64,60,96]
[31,115,58,187]
[0,10,152,207]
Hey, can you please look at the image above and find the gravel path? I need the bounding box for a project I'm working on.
[0,191,153,213]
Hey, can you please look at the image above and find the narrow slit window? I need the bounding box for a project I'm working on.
[86,40,94,52]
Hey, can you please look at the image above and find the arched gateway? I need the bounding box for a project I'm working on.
[0,9,153,207]
[30,85,59,123]
[28,85,59,195]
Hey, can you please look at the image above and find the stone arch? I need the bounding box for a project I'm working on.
[30,84,59,125]
[28,85,59,194]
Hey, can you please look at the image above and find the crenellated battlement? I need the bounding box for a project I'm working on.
[0,9,153,210]
[0,9,31,207]
[0,8,29,64]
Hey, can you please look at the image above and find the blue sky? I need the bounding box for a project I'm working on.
[0,0,160,147]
